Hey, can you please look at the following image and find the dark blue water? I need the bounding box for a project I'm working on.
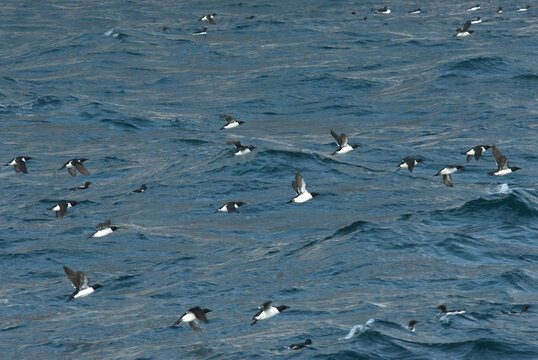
[1,1,537,359]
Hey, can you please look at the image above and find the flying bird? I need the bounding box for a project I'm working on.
[488,145,521,175]
[461,145,490,162]
[251,301,289,325]
[219,114,244,130]
[48,201,77,217]
[63,265,102,302]
[173,306,212,331]
[456,20,474,37]
[216,201,246,213]
[434,166,464,187]
[227,141,256,156]
[59,158,90,176]
[87,219,118,238]
[289,173,318,203]
[330,130,359,155]
[397,157,423,172]
[199,13,216,24]
[5,156,31,174]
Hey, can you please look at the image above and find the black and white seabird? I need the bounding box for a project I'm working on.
[251,301,289,325]
[462,145,490,162]
[219,114,244,130]
[48,201,77,217]
[227,141,256,156]
[288,173,319,203]
[70,181,92,191]
[496,7,503,13]
[216,201,246,213]
[193,27,208,36]
[87,219,118,238]
[409,8,421,14]
[488,145,521,176]
[199,13,216,24]
[173,306,212,331]
[397,157,423,172]
[434,166,464,187]
[330,130,359,155]
[517,5,531,12]
[407,320,418,331]
[438,305,466,315]
[471,17,482,24]
[456,20,474,37]
[289,339,312,350]
[132,184,147,193]
[502,305,529,315]
[59,158,90,176]
[5,156,31,174]
[375,6,391,14]
[63,265,102,302]
[467,4,480,11]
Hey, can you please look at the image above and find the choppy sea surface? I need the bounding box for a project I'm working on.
[1,1,537,359]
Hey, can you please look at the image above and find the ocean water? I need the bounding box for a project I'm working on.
[1,1,537,359]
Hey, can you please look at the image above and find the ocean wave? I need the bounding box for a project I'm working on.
[100,117,149,130]
[324,220,370,241]
[301,73,376,90]
[448,56,508,73]
[512,73,538,81]
[435,191,537,221]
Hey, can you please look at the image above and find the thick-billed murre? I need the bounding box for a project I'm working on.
[251,301,289,325]
[63,265,102,302]
[5,156,31,174]
[288,173,318,203]
[59,158,90,176]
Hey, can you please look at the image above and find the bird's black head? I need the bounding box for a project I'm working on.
[511,167,521,172]
[408,320,418,327]
[236,202,246,207]
[79,158,88,162]
[93,284,103,290]
[304,339,312,345]
[311,193,320,198]
[110,226,119,231]
[70,201,78,206]
[238,121,245,124]
[203,308,212,314]
[352,144,360,149]
[277,305,289,312]
[437,305,447,313]
[521,305,529,312]
[456,166,465,170]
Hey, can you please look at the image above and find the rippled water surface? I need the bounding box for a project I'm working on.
[1,1,537,359]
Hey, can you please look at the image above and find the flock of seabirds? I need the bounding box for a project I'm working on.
[4,115,528,349]
[6,3,533,352]
[185,3,533,37]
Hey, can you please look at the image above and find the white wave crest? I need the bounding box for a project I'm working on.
[340,318,375,340]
